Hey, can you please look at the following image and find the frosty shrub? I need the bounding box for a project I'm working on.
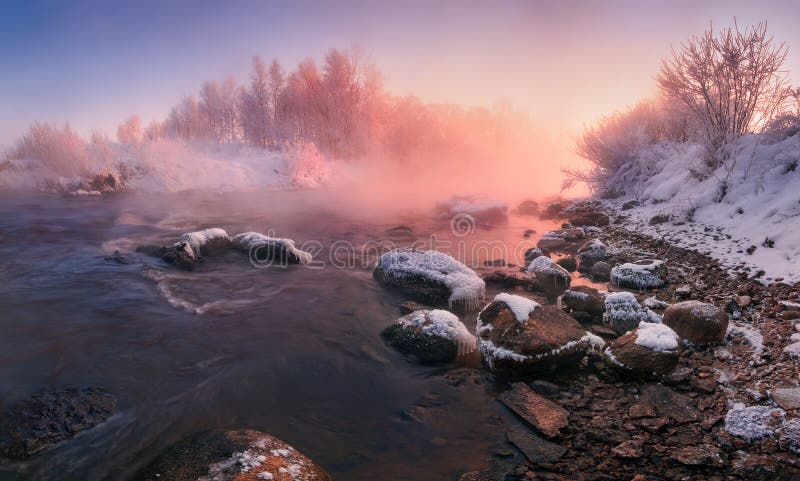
[284,140,330,187]
[12,122,91,177]
[564,99,690,197]
[657,21,790,168]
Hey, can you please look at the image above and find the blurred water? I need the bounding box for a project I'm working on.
[0,189,598,481]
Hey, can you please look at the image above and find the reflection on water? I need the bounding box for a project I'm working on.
[0,189,603,481]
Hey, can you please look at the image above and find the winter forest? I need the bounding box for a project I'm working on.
[3,3,800,481]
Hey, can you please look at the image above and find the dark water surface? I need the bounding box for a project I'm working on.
[0,189,596,481]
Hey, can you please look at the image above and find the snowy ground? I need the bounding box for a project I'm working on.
[601,133,800,285]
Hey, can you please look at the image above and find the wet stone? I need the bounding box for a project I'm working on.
[499,383,569,438]
[506,426,567,464]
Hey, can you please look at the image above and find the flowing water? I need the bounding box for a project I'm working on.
[0,189,603,481]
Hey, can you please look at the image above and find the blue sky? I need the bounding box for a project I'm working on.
[1,0,799,148]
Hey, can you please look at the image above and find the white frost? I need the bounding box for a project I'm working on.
[724,403,785,441]
[377,249,486,310]
[610,260,666,289]
[177,227,230,259]
[400,310,477,355]
[492,293,539,322]
[232,231,312,265]
[634,321,679,352]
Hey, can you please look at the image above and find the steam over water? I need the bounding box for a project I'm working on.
[0,189,593,481]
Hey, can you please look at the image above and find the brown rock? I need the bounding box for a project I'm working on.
[670,444,725,467]
[560,286,605,315]
[478,301,595,375]
[499,383,569,438]
[506,426,567,463]
[604,327,679,375]
[611,439,643,458]
[662,301,729,344]
[638,384,701,423]
[770,387,800,410]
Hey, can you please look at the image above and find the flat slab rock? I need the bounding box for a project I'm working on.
[506,426,566,464]
[0,387,116,459]
[771,388,800,411]
[133,429,329,481]
[499,383,569,438]
[635,383,701,424]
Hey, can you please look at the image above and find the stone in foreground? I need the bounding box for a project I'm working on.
[604,292,655,334]
[662,300,728,345]
[0,387,116,459]
[770,388,800,411]
[499,383,569,438]
[133,429,329,481]
[477,293,604,375]
[382,309,476,363]
[506,425,566,463]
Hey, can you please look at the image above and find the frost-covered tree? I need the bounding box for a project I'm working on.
[240,56,270,147]
[657,21,790,166]
[117,115,142,145]
[267,59,285,145]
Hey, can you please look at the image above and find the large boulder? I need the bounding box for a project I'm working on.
[604,292,658,334]
[0,387,116,459]
[233,232,312,265]
[373,248,486,311]
[382,309,476,363]
[662,300,729,345]
[132,429,330,481]
[576,239,607,272]
[536,237,566,254]
[604,322,680,375]
[527,256,571,300]
[559,286,606,315]
[477,293,604,375]
[523,247,545,263]
[610,260,668,290]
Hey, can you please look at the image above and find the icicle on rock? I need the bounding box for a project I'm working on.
[232,232,312,265]
[373,248,486,312]
[610,259,668,290]
[382,309,476,363]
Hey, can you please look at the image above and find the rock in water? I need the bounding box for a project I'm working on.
[604,292,658,334]
[499,383,569,438]
[559,286,606,316]
[610,260,668,290]
[160,228,233,270]
[133,429,329,481]
[382,309,476,363]
[373,248,486,311]
[477,293,604,375]
[526,256,571,300]
[604,322,680,375]
[515,199,540,216]
[232,232,312,265]
[523,247,545,263]
[662,300,728,345]
[0,387,116,458]
[556,256,576,272]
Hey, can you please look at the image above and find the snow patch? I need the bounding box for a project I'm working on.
[634,321,679,352]
[724,403,785,441]
[492,293,539,322]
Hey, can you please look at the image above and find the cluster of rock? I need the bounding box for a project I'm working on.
[140,228,312,270]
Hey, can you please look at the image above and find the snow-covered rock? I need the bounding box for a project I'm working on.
[663,300,728,345]
[382,309,476,363]
[558,286,606,315]
[232,232,312,265]
[476,293,603,375]
[779,418,800,454]
[724,403,785,442]
[603,292,657,334]
[591,261,612,281]
[159,227,232,269]
[604,322,680,375]
[610,259,668,290]
[134,429,330,481]
[435,196,508,224]
[527,255,571,299]
[576,239,607,272]
[373,248,486,311]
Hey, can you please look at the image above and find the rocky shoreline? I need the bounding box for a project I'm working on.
[460,201,800,481]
